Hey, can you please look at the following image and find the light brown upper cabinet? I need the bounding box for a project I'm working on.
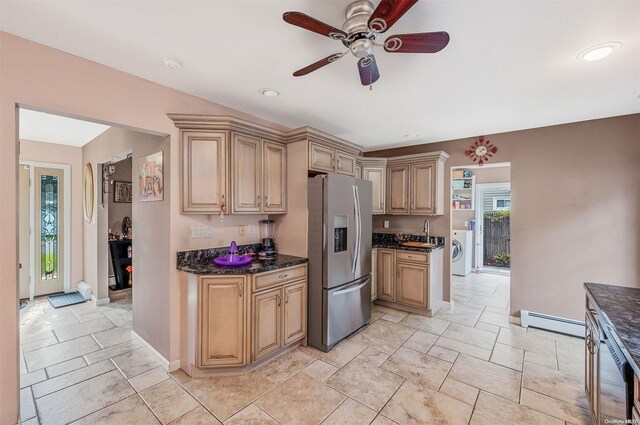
[309,142,336,173]
[410,162,436,214]
[262,141,287,213]
[181,130,228,213]
[199,276,246,367]
[170,115,288,216]
[232,133,261,213]
[308,142,358,177]
[231,133,287,214]
[386,165,410,215]
[385,151,449,216]
[363,166,386,214]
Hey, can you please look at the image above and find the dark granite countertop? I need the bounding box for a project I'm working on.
[372,232,445,253]
[584,282,640,377]
[372,242,445,253]
[178,254,307,275]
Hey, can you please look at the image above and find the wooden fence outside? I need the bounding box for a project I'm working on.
[483,212,510,268]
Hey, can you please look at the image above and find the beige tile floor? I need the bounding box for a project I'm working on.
[19,273,624,424]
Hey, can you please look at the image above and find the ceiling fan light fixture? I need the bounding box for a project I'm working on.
[260,89,280,98]
[162,57,183,70]
[577,42,622,62]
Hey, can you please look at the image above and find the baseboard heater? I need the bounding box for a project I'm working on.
[521,310,585,338]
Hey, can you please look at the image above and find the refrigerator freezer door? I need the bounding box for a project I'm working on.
[323,276,371,348]
[324,174,357,289]
[355,179,372,279]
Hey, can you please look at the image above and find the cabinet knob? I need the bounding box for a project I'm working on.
[285,293,289,304]
[279,274,288,279]
[265,195,269,207]
[257,195,261,207]
[277,294,281,306]
[237,283,243,297]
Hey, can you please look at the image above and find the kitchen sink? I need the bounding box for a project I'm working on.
[400,241,437,248]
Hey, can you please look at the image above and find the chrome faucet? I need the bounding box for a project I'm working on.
[423,219,430,243]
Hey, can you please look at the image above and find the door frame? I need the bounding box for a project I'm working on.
[474,182,510,270]
[19,160,72,299]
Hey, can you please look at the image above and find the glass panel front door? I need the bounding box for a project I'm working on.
[35,167,64,296]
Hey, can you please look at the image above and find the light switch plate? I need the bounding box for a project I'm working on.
[383,220,390,228]
[191,225,213,239]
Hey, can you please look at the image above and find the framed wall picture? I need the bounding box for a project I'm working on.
[138,151,164,202]
[114,181,133,203]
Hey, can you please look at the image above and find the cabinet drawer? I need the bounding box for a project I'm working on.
[396,251,429,263]
[253,264,308,293]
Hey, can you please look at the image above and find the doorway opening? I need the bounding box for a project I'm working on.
[19,162,72,300]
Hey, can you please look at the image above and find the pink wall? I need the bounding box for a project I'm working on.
[368,114,640,322]
[0,32,290,424]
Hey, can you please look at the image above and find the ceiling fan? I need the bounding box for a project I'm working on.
[283,0,450,86]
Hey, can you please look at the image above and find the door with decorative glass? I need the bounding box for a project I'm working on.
[34,167,65,296]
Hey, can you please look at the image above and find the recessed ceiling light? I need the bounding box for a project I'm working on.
[260,89,280,98]
[577,42,622,62]
[404,133,418,138]
[163,57,183,70]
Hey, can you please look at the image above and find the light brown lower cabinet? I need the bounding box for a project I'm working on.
[253,287,282,361]
[199,276,246,367]
[395,261,429,309]
[376,249,396,302]
[253,279,307,361]
[585,306,601,423]
[184,263,307,377]
[375,248,443,316]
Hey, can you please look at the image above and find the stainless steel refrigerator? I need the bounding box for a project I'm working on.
[307,174,372,352]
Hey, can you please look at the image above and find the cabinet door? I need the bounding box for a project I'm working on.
[336,151,357,176]
[386,165,409,214]
[377,249,396,301]
[309,142,335,173]
[355,164,362,179]
[231,133,261,213]
[253,287,282,361]
[395,262,429,309]
[199,276,245,367]
[363,167,386,214]
[371,249,378,301]
[182,131,227,213]
[283,281,307,345]
[262,141,287,213]
[585,312,600,423]
[410,162,436,215]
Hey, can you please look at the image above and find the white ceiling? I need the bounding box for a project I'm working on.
[19,108,110,147]
[2,1,639,150]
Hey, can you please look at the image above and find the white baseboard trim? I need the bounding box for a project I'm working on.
[521,310,584,338]
[168,359,181,372]
[131,330,178,371]
[91,295,111,306]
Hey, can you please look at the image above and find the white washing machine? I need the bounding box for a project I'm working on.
[452,229,473,276]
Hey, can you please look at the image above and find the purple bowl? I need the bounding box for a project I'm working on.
[213,254,253,267]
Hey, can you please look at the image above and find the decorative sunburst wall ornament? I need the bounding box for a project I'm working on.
[465,136,497,166]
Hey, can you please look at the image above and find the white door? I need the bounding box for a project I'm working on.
[34,167,65,296]
[19,166,31,299]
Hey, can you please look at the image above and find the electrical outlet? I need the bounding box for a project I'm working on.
[239,225,246,236]
[464,221,469,228]
[383,220,390,229]
[248,225,256,234]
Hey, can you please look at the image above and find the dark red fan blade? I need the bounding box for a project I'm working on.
[368,0,418,33]
[283,12,347,40]
[358,55,380,86]
[293,53,344,77]
[383,31,450,53]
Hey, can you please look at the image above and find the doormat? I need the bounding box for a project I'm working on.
[48,292,86,308]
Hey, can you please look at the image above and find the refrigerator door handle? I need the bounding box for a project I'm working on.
[332,279,368,296]
[352,185,361,275]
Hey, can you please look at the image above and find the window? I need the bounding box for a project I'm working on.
[41,174,59,280]
[492,196,510,211]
